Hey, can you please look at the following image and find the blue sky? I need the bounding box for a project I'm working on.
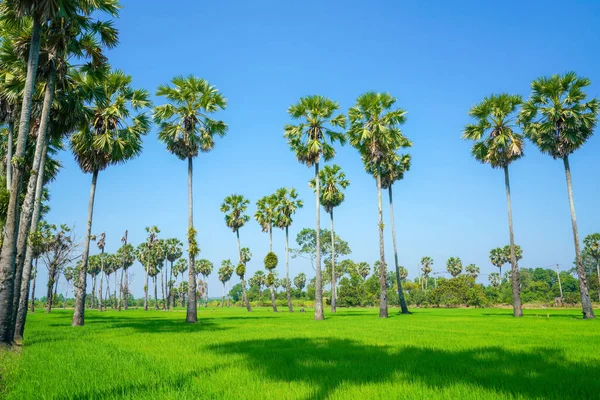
[40,0,600,298]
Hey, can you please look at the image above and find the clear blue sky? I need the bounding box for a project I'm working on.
[40,0,600,298]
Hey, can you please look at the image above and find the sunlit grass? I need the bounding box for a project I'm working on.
[2,307,599,399]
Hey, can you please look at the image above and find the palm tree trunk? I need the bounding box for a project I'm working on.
[285,226,293,312]
[45,268,55,314]
[6,120,13,190]
[91,276,96,309]
[504,166,523,317]
[30,260,37,313]
[269,226,273,252]
[11,67,56,332]
[98,253,105,312]
[160,269,165,310]
[227,280,231,307]
[563,156,595,318]
[222,283,225,308]
[596,262,600,302]
[124,270,129,310]
[389,186,410,314]
[242,276,251,311]
[314,161,324,320]
[270,284,278,312]
[204,274,209,308]
[330,210,337,313]
[154,276,159,310]
[72,170,99,326]
[0,19,42,345]
[376,168,388,318]
[14,138,49,340]
[169,262,175,309]
[118,267,124,312]
[186,157,197,323]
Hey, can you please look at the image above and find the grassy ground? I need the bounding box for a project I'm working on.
[1,307,599,399]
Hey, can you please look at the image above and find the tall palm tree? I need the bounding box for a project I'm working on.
[465,264,480,279]
[116,233,134,311]
[284,95,346,320]
[463,93,525,317]
[309,166,348,313]
[237,247,252,312]
[136,226,159,311]
[380,153,411,314]
[196,259,213,307]
[273,187,303,312]
[348,92,408,318]
[519,72,598,319]
[446,257,462,278]
[164,238,183,310]
[220,194,250,264]
[254,194,278,251]
[250,271,266,307]
[218,260,233,308]
[489,248,506,279]
[583,233,600,301]
[421,263,432,290]
[264,252,279,312]
[96,233,106,311]
[154,76,227,323]
[70,70,150,326]
[420,256,433,290]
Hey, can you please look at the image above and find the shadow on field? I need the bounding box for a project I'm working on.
[210,337,599,399]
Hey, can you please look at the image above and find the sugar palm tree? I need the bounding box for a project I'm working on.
[70,70,150,326]
[218,260,234,308]
[446,257,462,278]
[421,263,432,290]
[420,256,433,290]
[254,194,278,251]
[250,270,266,306]
[489,272,501,288]
[348,92,408,318]
[116,232,134,311]
[172,258,188,306]
[284,95,346,320]
[398,266,408,281]
[196,259,213,307]
[465,264,480,279]
[309,166,347,313]
[220,193,250,264]
[136,226,159,311]
[356,262,370,280]
[264,252,279,312]
[294,272,306,292]
[380,153,411,313]
[519,72,598,319]
[164,238,183,309]
[583,234,600,301]
[273,187,303,312]
[489,247,506,279]
[154,75,227,323]
[463,93,524,317]
[238,247,252,312]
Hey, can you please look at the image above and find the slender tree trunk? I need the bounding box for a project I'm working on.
[204,274,208,308]
[169,261,174,309]
[160,269,165,310]
[314,161,324,320]
[64,282,69,309]
[29,260,37,313]
[227,280,231,307]
[118,267,124,312]
[0,20,42,345]
[14,139,49,340]
[98,253,105,312]
[389,186,410,314]
[72,170,99,327]
[105,274,111,310]
[376,169,388,318]
[270,284,278,312]
[46,267,55,313]
[113,272,116,309]
[186,157,197,322]
[330,210,337,313]
[504,166,523,317]
[596,262,600,302]
[563,156,595,318]
[242,275,251,311]
[124,270,129,310]
[154,276,159,310]
[221,283,225,308]
[91,276,96,309]
[285,226,293,312]
[12,67,56,331]
[6,121,13,190]
[269,226,273,252]
[143,259,149,311]
[555,264,564,300]
[258,287,261,307]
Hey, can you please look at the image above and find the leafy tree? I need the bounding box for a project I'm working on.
[463,93,525,317]
[446,257,463,278]
[284,95,346,320]
[136,226,159,311]
[196,259,213,307]
[398,266,408,281]
[309,164,348,313]
[155,75,227,323]
[274,187,302,312]
[520,72,598,319]
[465,264,480,279]
[420,257,433,290]
[294,273,306,291]
[218,260,234,308]
[489,248,506,278]
[70,70,151,326]
[348,92,409,318]
[249,270,266,306]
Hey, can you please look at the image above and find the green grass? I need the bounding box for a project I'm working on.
[2,307,600,399]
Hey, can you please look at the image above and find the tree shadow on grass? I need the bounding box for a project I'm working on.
[209,337,600,399]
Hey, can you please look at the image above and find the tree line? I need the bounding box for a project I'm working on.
[0,0,598,349]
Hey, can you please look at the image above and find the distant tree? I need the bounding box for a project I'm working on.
[356,262,370,280]
[42,225,78,313]
[420,257,433,290]
[164,238,183,310]
[196,259,213,307]
[264,252,279,312]
[238,247,252,312]
[284,95,346,320]
[218,260,234,307]
[446,257,463,278]
[155,75,227,323]
[136,226,160,311]
[398,266,408,281]
[465,264,480,279]
[172,258,188,306]
[274,187,303,312]
[583,233,600,301]
[294,273,307,291]
[250,271,266,306]
[520,72,598,319]
[254,194,278,251]
[464,93,525,317]
[489,248,507,278]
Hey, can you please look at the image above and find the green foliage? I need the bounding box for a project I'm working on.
[218,260,234,284]
[266,272,275,287]
[236,263,245,278]
[429,276,487,308]
[308,164,349,213]
[446,257,462,277]
[273,187,303,229]
[293,273,306,291]
[220,194,250,232]
[196,259,213,277]
[264,251,278,271]
[187,227,199,258]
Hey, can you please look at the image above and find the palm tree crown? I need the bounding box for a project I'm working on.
[309,165,349,214]
[154,76,227,159]
[519,72,598,159]
[220,194,250,233]
[463,93,524,168]
[274,187,303,229]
